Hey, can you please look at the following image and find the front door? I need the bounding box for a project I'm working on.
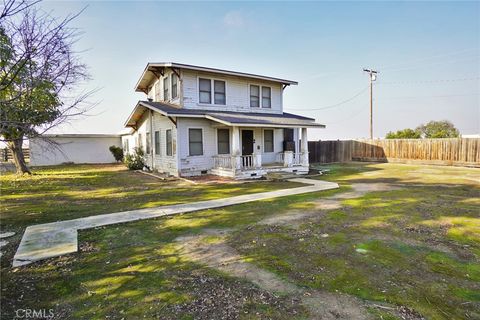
[242,130,254,155]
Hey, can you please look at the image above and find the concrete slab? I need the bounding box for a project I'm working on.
[0,232,15,239]
[12,178,338,267]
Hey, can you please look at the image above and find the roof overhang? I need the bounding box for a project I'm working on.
[135,62,298,93]
[125,101,325,130]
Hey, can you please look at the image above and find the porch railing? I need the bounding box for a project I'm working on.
[213,155,234,169]
[241,155,254,169]
[213,152,308,171]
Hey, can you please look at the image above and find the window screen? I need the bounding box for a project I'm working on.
[146,132,151,154]
[214,80,226,105]
[262,87,271,108]
[199,78,211,104]
[250,85,259,108]
[264,130,274,153]
[166,129,172,156]
[154,131,160,155]
[171,74,178,99]
[163,77,169,101]
[189,129,203,156]
[217,129,230,154]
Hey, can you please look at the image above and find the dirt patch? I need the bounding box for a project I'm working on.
[175,231,373,319]
[259,183,402,227]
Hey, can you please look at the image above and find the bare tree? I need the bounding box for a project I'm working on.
[0,1,94,174]
[0,0,39,21]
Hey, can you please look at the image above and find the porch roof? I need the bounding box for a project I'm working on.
[125,101,325,129]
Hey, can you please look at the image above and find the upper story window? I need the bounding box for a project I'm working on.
[199,78,211,104]
[171,74,178,99]
[163,76,169,101]
[199,78,226,105]
[214,80,226,105]
[154,81,160,101]
[262,87,271,108]
[250,85,260,108]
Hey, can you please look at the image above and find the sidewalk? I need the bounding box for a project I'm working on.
[13,178,339,267]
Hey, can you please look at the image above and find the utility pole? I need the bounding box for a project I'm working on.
[363,68,378,139]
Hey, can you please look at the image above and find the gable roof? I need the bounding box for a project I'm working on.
[135,62,298,93]
[125,101,325,129]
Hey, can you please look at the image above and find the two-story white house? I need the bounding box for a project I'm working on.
[122,63,324,179]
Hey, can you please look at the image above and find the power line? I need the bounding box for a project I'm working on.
[378,48,479,71]
[285,85,369,111]
[377,76,480,85]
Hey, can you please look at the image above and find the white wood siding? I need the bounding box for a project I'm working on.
[181,70,283,114]
[177,118,217,176]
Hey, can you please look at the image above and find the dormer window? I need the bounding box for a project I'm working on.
[163,76,169,101]
[199,78,226,105]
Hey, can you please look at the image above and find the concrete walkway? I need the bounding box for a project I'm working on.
[13,178,338,267]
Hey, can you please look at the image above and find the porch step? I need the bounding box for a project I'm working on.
[266,171,299,181]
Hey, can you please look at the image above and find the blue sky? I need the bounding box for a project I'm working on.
[42,1,479,139]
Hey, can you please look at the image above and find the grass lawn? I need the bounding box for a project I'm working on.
[1,163,479,319]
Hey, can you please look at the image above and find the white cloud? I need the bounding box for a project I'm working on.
[223,11,245,28]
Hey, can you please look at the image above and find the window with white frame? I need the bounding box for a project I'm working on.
[217,129,230,154]
[264,129,274,152]
[138,133,143,150]
[154,81,160,101]
[250,85,260,108]
[171,74,178,99]
[199,78,226,105]
[189,128,203,156]
[199,78,211,104]
[163,76,169,101]
[154,131,160,155]
[166,129,172,156]
[146,132,151,154]
[123,139,129,154]
[262,87,271,108]
[214,80,226,105]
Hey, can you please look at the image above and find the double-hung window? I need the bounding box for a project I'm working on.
[154,131,160,155]
[199,78,211,104]
[171,74,178,99]
[262,87,271,108]
[199,78,226,105]
[163,76,169,101]
[138,133,143,150]
[214,80,226,105]
[264,130,274,153]
[217,129,230,154]
[250,85,260,108]
[166,129,172,156]
[146,132,151,154]
[189,129,203,156]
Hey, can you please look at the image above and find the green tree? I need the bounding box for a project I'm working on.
[1,3,92,174]
[385,128,421,139]
[416,120,460,139]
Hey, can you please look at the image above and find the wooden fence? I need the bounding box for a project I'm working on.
[308,138,480,167]
[1,148,30,163]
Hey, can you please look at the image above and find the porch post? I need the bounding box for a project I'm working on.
[301,127,309,166]
[284,151,293,167]
[231,126,242,170]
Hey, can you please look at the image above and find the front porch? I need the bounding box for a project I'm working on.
[210,126,310,179]
[211,152,309,179]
